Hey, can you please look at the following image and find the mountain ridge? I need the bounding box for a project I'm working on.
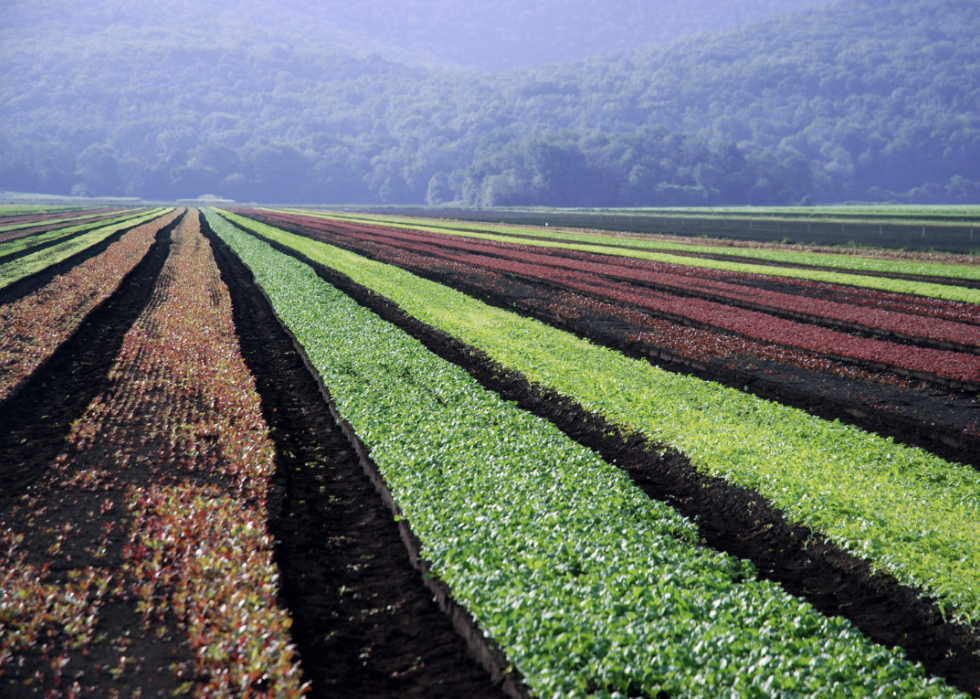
[0,0,832,72]
[1,0,977,206]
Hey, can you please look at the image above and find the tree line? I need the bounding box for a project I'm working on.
[1,0,977,205]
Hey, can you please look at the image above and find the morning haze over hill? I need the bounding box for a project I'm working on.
[1,0,978,206]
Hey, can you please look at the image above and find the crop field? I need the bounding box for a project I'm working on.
[355,206,980,253]
[1,204,979,698]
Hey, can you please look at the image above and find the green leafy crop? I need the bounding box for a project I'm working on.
[207,208,963,698]
[0,208,170,290]
[221,209,980,628]
[294,210,980,303]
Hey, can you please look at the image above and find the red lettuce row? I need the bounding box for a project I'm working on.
[0,209,182,401]
[250,211,980,384]
[257,210,980,327]
[0,213,306,698]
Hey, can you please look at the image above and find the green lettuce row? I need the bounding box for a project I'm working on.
[221,209,980,625]
[313,209,980,283]
[0,207,140,234]
[0,208,169,291]
[0,209,149,258]
[283,209,980,302]
[206,208,961,698]
[0,205,76,219]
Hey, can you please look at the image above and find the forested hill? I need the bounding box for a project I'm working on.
[1,0,978,206]
[0,0,830,72]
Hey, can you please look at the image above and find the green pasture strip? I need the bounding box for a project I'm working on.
[282,208,980,289]
[0,209,169,291]
[207,209,959,699]
[0,208,139,234]
[223,209,980,625]
[0,210,149,257]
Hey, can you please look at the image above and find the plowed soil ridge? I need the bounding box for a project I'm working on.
[225,216,980,696]
[203,214,512,699]
[0,212,183,510]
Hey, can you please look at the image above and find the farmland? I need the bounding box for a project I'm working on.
[2,204,980,697]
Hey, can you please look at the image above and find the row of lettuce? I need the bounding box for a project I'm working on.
[258,211,980,330]
[264,210,980,338]
[0,209,181,401]
[220,209,980,621]
[0,205,80,224]
[250,210,979,384]
[0,209,140,252]
[206,208,968,697]
[1,213,305,697]
[0,206,129,235]
[246,210,973,398]
[291,210,980,304]
[307,210,980,284]
[0,208,169,291]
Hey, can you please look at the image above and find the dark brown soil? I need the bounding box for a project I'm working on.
[203,214,511,699]
[0,211,183,510]
[233,218,980,696]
